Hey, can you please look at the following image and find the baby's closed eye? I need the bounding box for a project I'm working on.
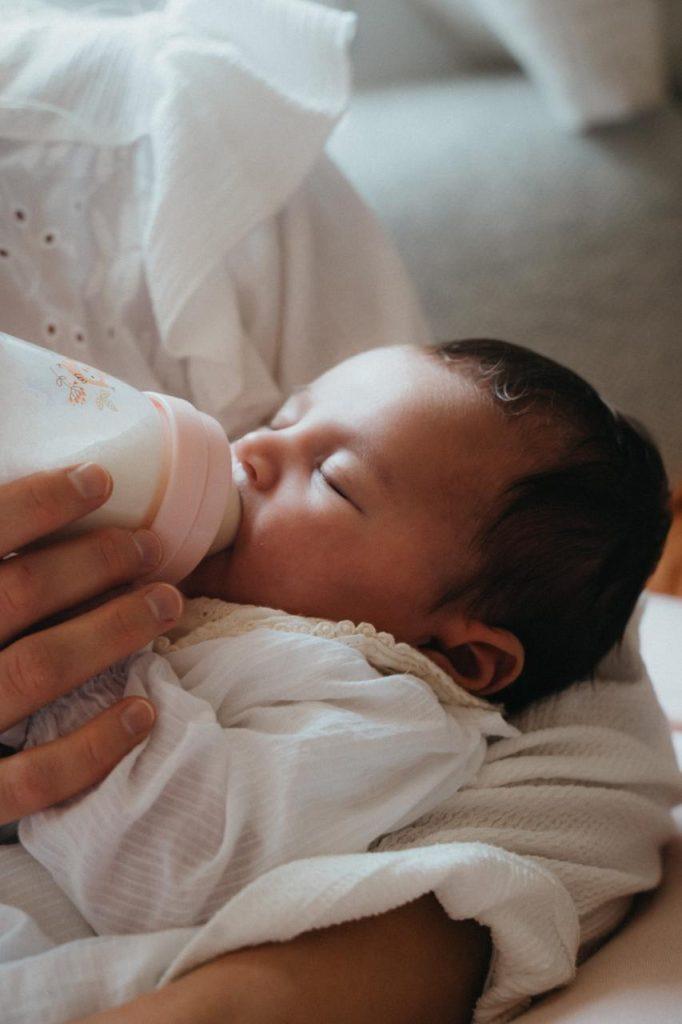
[315,466,350,502]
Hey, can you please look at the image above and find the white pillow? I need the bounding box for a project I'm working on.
[422,0,668,129]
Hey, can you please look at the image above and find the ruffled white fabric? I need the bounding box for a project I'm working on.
[0,0,430,438]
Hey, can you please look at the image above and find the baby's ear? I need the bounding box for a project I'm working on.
[420,620,524,696]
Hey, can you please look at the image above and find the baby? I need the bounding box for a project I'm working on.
[2,339,670,936]
[182,338,670,710]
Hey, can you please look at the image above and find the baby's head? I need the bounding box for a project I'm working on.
[423,339,671,712]
[180,341,670,713]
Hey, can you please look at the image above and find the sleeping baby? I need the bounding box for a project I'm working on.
[1,339,670,935]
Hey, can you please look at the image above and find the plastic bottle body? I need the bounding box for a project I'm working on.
[0,333,240,584]
[0,333,166,529]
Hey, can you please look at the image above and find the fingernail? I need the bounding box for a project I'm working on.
[121,700,155,736]
[132,529,163,571]
[145,583,183,623]
[68,462,111,499]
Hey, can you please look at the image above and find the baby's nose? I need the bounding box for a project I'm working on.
[233,434,279,491]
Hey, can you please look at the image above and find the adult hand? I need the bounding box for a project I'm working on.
[0,462,184,825]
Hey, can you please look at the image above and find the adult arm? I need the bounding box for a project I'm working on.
[73,894,491,1024]
[0,463,183,821]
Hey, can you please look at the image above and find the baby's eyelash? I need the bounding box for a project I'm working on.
[317,467,349,502]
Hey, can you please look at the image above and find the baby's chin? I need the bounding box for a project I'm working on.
[178,547,275,610]
[177,548,234,600]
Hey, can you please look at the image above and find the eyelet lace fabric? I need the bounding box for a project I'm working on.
[0,1,361,436]
[0,138,192,403]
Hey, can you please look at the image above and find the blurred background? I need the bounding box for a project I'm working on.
[318,0,681,492]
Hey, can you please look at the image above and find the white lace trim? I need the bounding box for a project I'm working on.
[153,596,494,711]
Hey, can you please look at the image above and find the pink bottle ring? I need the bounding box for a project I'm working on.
[139,392,232,585]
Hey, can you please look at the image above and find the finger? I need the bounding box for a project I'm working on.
[0,698,155,825]
[0,463,112,559]
[0,583,183,731]
[0,524,164,647]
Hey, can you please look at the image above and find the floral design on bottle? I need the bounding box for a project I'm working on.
[51,358,118,411]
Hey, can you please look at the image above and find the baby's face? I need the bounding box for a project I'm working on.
[179,346,525,648]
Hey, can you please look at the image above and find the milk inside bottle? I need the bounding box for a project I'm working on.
[0,332,241,584]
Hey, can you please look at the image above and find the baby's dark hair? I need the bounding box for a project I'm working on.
[426,339,671,714]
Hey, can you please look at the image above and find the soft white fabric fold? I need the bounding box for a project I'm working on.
[0,839,576,1024]
[0,0,360,425]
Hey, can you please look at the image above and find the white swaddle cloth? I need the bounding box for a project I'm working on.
[9,599,517,936]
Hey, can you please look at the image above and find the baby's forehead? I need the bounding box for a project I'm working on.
[314,345,546,483]
[382,371,515,496]
[405,361,561,514]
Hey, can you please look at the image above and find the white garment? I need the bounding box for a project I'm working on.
[0,5,680,1023]
[8,600,516,936]
[0,1,429,442]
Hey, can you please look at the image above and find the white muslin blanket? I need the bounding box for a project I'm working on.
[6,599,517,936]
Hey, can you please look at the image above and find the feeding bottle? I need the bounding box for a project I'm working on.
[0,332,242,584]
